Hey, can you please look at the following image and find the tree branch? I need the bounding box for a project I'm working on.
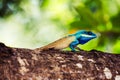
[0,42,120,80]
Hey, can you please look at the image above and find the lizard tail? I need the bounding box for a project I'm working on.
[34,46,48,53]
[34,48,43,53]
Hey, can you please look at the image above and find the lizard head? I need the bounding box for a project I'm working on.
[74,30,97,44]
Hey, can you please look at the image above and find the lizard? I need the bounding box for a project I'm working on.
[34,30,97,53]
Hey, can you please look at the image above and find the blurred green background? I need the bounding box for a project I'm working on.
[0,0,120,53]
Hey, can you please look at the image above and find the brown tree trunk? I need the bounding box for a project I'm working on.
[0,42,120,80]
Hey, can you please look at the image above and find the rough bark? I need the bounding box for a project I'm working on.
[0,42,120,80]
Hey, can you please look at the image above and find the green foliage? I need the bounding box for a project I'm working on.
[113,40,120,54]
[0,0,120,53]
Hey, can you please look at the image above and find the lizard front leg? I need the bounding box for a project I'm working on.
[69,40,79,51]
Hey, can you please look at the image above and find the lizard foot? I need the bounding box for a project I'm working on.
[75,47,84,51]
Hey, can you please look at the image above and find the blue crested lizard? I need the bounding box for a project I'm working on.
[34,30,97,52]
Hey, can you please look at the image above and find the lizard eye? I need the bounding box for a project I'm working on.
[87,31,92,35]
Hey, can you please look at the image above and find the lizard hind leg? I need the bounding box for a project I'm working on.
[48,47,61,51]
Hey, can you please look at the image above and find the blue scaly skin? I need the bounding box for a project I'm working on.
[69,30,97,51]
[34,30,97,52]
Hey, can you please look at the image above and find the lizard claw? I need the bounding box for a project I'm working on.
[75,47,83,51]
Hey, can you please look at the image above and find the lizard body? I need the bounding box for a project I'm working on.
[35,36,75,52]
[34,30,97,52]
